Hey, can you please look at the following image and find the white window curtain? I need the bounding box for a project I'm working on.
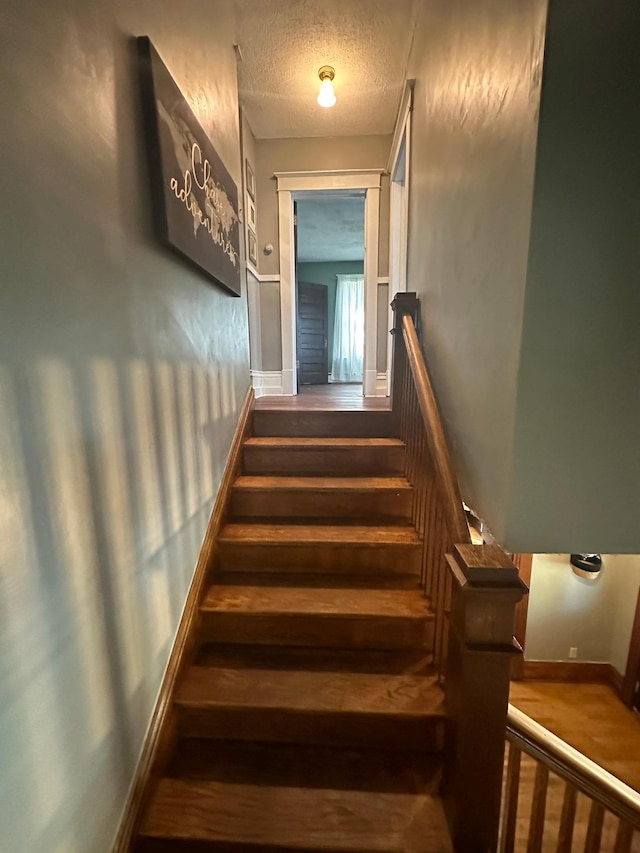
[331,274,365,382]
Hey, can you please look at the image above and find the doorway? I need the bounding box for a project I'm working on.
[295,194,365,391]
[275,170,382,396]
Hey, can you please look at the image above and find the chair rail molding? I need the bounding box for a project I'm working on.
[275,169,383,396]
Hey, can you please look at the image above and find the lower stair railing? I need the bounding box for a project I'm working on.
[501,705,640,853]
[390,293,528,853]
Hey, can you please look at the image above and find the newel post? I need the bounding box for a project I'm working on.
[443,544,528,853]
[390,292,420,437]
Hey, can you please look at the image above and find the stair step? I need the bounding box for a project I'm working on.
[253,409,394,438]
[200,586,434,650]
[212,570,423,589]
[169,739,442,793]
[139,778,453,852]
[243,436,406,476]
[217,524,422,573]
[195,644,434,675]
[176,666,445,750]
[230,475,413,522]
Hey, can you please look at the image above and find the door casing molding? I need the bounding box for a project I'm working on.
[387,81,414,394]
[275,170,383,396]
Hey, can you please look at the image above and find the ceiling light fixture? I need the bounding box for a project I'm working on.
[317,66,336,108]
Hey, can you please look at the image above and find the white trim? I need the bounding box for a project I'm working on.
[277,188,297,395]
[375,372,389,397]
[250,370,283,397]
[387,81,413,396]
[377,276,390,285]
[246,261,280,283]
[246,266,262,371]
[275,170,383,193]
[387,81,414,175]
[363,185,380,397]
[276,170,381,398]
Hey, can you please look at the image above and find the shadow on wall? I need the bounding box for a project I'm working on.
[0,356,238,851]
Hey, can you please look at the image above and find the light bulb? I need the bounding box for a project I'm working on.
[317,67,336,108]
[317,77,336,108]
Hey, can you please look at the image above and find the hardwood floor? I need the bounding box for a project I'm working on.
[255,382,391,411]
[510,681,640,792]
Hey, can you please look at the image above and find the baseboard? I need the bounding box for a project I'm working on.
[363,368,378,397]
[250,369,283,397]
[607,663,624,696]
[521,659,625,694]
[375,372,389,397]
[111,386,254,853]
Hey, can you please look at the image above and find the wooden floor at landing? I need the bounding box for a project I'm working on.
[255,384,391,411]
[510,681,640,792]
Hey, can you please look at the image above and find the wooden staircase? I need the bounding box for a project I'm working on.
[137,407,453,852]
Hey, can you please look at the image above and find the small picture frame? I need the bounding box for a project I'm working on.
[247,227,257,266]
[247,198,256,230]
[245,159,256,201]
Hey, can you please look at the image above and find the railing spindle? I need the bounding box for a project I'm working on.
[528,764,549,853]
[499,742,522,853]
[584,801,606,853]
[613,820,634,853]
[556,782,578,853]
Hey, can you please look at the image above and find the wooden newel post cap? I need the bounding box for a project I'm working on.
[446,544,528,649]
[391,292,419,330]
[391,292,419,313]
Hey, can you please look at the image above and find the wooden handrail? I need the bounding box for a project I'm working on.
[506,704,640,830]
[391,293,527,852]
[401,314,470,545]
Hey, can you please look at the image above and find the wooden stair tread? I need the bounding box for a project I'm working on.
[141,778,453,851]
[177,666,444,717]
[244,437,405,448]
[202,585,432,619]
[219,524,421,545]
[233,475,411,491]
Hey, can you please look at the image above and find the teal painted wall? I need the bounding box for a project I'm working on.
[505,0,640,552]
[0,2,249,850]
[297,262,364,367]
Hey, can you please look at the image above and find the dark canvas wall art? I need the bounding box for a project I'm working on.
[138,36,241,296]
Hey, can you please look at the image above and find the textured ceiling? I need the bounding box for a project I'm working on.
[297,196,364,262]
[234,0,421,138]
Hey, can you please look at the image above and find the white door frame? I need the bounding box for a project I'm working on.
[275,170,383,396]
[387,82,414,394]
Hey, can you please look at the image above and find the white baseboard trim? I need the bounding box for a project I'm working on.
[250,370,283,397]
[363,369,378,397]
[375,372,389,397]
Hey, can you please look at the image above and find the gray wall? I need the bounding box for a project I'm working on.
[406,0,548,543]
[0,1,249,850]
[505,0,640,552]
[525,554,640,674]
[297,261,364,363]
[255,135,392,277]
[406,0,640,552]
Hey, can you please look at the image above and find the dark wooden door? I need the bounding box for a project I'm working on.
[297,281,329,386]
